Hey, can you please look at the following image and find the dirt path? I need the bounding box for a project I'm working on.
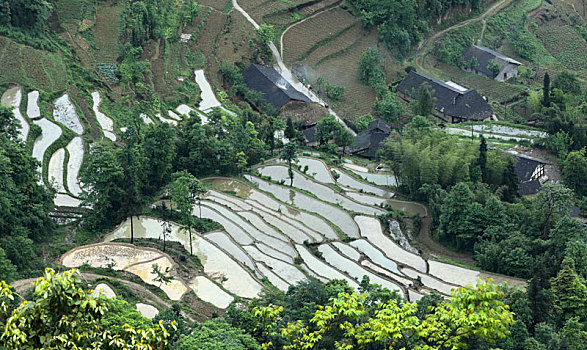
[414,0,514,74]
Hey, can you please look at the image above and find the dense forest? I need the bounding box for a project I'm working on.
[0,0,586,348]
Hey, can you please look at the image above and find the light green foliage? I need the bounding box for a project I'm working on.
[358,47,385,89]
[355,114,375,132]
[0,269,173,349]
[173,319,260,350]
[334,126,354,153]
[255,24,275,53]
[152,263,175,287]
[546,131,574,159]
[100,299,154,335]
[436,23,481,66]
[315,114,341,146]
[275,280,513,349]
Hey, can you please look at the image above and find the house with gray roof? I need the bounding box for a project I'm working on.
[350,120,391,159]
[396,71,494,123]
[242,64,313,110]
[461,45,522,81]
[514,154,546,196]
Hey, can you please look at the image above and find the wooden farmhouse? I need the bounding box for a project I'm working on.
[242,64,326,125]
[350,120,391,159]
[396,71,495,123]
[461,45,522,81]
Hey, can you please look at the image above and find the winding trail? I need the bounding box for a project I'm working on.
[413,0,514,75]
[231,0,355,135]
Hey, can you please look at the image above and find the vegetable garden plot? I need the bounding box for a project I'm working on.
[282,7,358,64]
[301,23,363,65]
[27,91,40,119]
[189,276,234,309]
[244,175,360,238]
[1,86,29,141]
[32,118,62,165]
[318,244,404,297]
[53,94,84,134]
[257,165,386,215]
[66,137,84,196]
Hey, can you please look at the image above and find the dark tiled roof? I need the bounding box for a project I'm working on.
[242,64,312,110]
[302,125,317,144]
[461,45,521,78]
[519,179,541,196]
[396,71,493,121]
[514,155,545,182]
[351,120,390,158]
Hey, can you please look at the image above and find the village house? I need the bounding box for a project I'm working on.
[396,70,495,123]
[461,45,522,81]
[514,154,547,196]
[242,64,326,126]
[350,119,391,159]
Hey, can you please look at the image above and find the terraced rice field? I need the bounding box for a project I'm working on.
[91,92,116,141]
[53,94,84,134]
[71,154,525,309]
[32,119,62,165]
[1,86,29,141]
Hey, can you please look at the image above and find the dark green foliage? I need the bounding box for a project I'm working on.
[154,304,190,342]
[553,71,582,96]
[358,47,385,88]
[1,0,52,32]
[351,0,480,58]
[542,73,551,107]
[173,319,260,350]
[436,24,480,65]
[562,148,587,197]
[413,83,436,117]
[487,59,501,78]
[284,116,295,139]
[0,106,54,280]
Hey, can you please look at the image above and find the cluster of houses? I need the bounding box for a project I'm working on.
[241,45,546,195]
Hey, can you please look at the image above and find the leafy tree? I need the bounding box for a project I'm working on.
[0,269,173,349]
[560,316,587,350]
[543,73,551,107]
[141,123,176,195]
[550,265,587,323]
[355,114,375,132]
[0,248,16,283]
[119,128,146,244]
[562,148,587,197]
[100,298,154,335]
[152,263,175,288]
[413,83,436,117]
[2,0,52,32]
[315,114,339,146]
[546,131,574,159]
[530,183,574,238]
[502,159,519,202]
[284,116,295,139]
[477,136,488,182]
[169,171,205,255]
[273,280,513,349]
[487,59,501,78]
[254,24,274,53]
[334,126,354,154]
[373,92,402,122]
[173,319,260,350]
[280,142,298,187]
[553,71,581,96]
[358,47,385,87]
